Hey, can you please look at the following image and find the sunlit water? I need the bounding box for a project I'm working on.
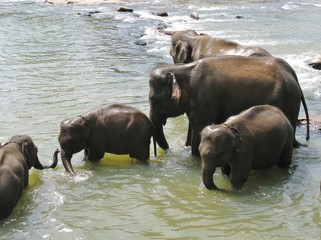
[0,0,320,239]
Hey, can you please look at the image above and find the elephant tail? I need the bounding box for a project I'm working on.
[300,89,310,141]
[153,136,157,157]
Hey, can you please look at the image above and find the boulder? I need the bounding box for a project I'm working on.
[152,12,168,17]
[307,58,321,70]
[190,12,199,20]
[117,6,133,12]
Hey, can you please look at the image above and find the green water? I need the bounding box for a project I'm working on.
[1,0,321,239]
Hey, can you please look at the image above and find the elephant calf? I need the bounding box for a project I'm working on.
[0,135,59,219]
[58,103,156,175]
[199,105,294,191]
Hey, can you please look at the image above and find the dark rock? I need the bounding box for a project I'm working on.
[236,15,244,19]
[307,58,321,70]
[135,40,147,46]
[117,6,134,12]
[152,12,168,17]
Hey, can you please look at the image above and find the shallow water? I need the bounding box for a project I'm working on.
[0,0,321,239]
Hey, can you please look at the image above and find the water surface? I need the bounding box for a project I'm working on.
[0,0,320,239]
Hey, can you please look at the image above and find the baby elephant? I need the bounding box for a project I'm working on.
[58,103,156,175]
[199,105,294,191]
[0,135,59,219]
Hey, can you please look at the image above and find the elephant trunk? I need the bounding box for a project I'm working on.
[152,120,169,150]
[34,149,60,170]
[150,111,169,150]
[202,165,218,190]
[61,150,77,175]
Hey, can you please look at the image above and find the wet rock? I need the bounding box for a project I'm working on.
[307,57,321,70]
[77,11,101,17]
[134,40,147,46]
[152,12,168,17]
[117,6,133,13]
[190,12,199,20]
[298,116,321,131]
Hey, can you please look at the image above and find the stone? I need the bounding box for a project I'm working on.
[307,58,321,70]
[190,12,199,20]
[134,40,147,46]
[117,6,133,12]
[152,12,168,17]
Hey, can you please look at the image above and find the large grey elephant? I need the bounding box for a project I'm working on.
[0,135,59,219]
[199,105,294,190]
[58,103,156,175]
[149,56,309,155]
[161,29,271,63]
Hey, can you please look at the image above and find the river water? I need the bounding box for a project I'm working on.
[0,0,320,239]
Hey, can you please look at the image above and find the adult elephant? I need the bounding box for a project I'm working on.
[199,105,294,190]
[58,103,156,175]
[149,56,309,155]
[0,135,59,219]
[161,29,271,63]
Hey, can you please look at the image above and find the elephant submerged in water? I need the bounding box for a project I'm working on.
[58,103,156,175]
[199,105,294,190]
[149,56,309,155]
[161,29,271,63]
[0,135,59,219]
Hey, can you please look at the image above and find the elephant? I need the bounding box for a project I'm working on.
[199,105,294,190]
[161,29,271,64]
[58,103,156,175]
[149,55,309,155]
[0,135,59,220]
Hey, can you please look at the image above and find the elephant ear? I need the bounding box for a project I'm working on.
[22,142,34,168]
[230,127,242,154]
[75,115,92,140]
[173,40,191,63]
[166,72,181,103]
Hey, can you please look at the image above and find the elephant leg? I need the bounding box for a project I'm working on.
[130,138,150,161]
[87,150,104,162]
[191,125,202,155]
[83,149,89,161]
[221,165,231,177]
[185,123,192,147]
[278,138,293,168]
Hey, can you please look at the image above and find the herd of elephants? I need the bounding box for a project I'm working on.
[0,29,314,220]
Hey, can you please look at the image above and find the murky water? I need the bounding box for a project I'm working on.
[0,0,320,239]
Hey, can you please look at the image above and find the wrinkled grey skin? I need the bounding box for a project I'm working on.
[58,103,156,175]
[0,135,59,220]
[149,56,309,155]
[162,29,272,64]
[199,105,294,190]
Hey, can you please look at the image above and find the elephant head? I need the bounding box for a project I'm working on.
[149,67,190,150]
[199,125,242,190]
[9,135,59,170]
[58,115,93,175]
[168,29,198,63]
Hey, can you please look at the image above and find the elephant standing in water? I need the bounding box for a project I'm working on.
[0,135,59,219]
[149,56,309,155]
[58,103,156,175]
[199,105,294,190]
[162,29,271,63]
